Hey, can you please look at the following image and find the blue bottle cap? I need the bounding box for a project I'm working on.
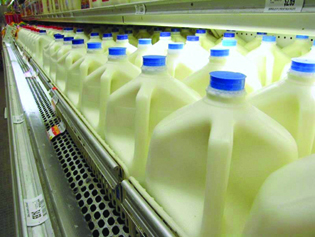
[187,36,199,41]
[103,33,112,38]
[257,32,267,35]
[76,28,83,33]
[54,34,64,39]
[117,34,128,40]
[87,42,102,49]
[160,32,171,37]
[210,49,229,57]
[168,43,184,50]
[171,28,180,32]
[139,38,152,45]
[39,30,46,33]
[64,27,73,31]
[262,35,276,42]
[296,35,309,39]
[222,39,237,47]
[291,58,315,73]
[72,39,84,45]
[210,71,246,91]
[109,47,126,56]
[143,55,166,67]
[125,30,132,34]
[223,32,235,38]
[90,32,99,37]
[112,28,119,32]
[196,29,206,34]
[64,37,74,42]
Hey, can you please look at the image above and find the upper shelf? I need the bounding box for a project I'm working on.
[22,0,315,35]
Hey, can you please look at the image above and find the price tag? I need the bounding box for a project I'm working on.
[264,0,304,12]
[47,121,66,140]
[135,4,146,15]
[24,194,49,226]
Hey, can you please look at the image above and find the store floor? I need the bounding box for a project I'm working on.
[0,59,15,236]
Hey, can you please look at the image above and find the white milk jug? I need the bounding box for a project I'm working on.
[74,28,89,41]
[43,34,64,77]
[102,33,116,54]
[151,32,172,56]
[166,42,184,79]
[115,34,137,55]
[171,28,186,43]
[151,27,162,44]
[244,32,267,51]
[195,29,215,51]
[282,35,312,58]
[125,30,138,47]
[88,32,101,43]
[128,38,153,68]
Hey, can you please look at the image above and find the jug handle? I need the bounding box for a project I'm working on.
[200,123,234,237]
[132,85,155,182]
[265,53,275,86]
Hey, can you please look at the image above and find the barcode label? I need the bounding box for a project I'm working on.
[264,0,304,12]
[24,194,49,226]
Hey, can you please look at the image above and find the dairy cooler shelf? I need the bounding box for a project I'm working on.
[22,0,315,35]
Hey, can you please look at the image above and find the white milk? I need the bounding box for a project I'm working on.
[128,38,153,68]
[115,34,137,56]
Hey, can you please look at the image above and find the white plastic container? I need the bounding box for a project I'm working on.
[50,36,74,82]
[66,42,107,109]
[302,40,315,58]
[151,27,162,45]
[216,32,248,56]
[43,34,64,77]
[282,35,312,58]
[102,33,116,54]
[74,28,89,42]
[88,32,102,43]
[34,29,53,68]
[151,32,172,56]
[80,47,140,138]
[195,29,215,51]
[63,27,75,37]
[105,55,201,182]
[171,28,186,43]
[125,30,138,47]
[246,35,291,87]
[216,30,247,46]
[56,39,86,92]
[250,58,315,158]
[136,26,151,39]
[244,32,267,51]
[115,34,137,56]
[244,154,315,236]
[166,43,184,79]
[145,71,298,237]
[128,38,153,68]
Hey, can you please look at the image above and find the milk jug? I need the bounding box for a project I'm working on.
[145,71,298,237]
[63,27,75,37]
[66,42,107,109]
[56,39,86,92]
[282,35,312,58]
[302,40,315,59]
[250,58,315,158]
[151,32,172,56]
[244,154,315,236]
[128,38,153,68]
[166,43,184,79]
[115,34,137,56]
[169,35,209,81]
[88,32,101,43]
[216,32,248,56]
[80,47,140,138]
[125,30,138,47]
[195,29,215,51]
[30,29,40,57]
[102,33,116,54]
[111,28,119,41]
[151,27,162,44]
[50,36,74,82]
[105,55,201,182]
[136,26,151,39]
[74,28,89,41]
[34,30,53,67]
[216,30,247,46]
[181,28,193,38]
[246,35,291,87]
[244,32,267,51]
[171,28,186,43]
[43,34,64,76]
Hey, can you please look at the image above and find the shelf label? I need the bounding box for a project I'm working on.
[47,121,66,140]
[24,194,49,227]
[264,0,304,12]
[135,4,146,15]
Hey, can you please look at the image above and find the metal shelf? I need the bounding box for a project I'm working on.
[22,0,315,35]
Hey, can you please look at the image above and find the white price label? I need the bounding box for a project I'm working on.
[24,194,49,226]
[264,0,304,12]
[47,121,66,140]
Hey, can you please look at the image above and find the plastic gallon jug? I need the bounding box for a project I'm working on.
[216,32,248,56]
[56,39,86,92]
[246,36,291,87]
[74,28,89,41]
[145,71,298,237]
[136,26,151,39]
[80,47,140,138]
[282,35,312,58]
[216,30,247,46]
[125,30,138,47]
[115,34,137,56]
[195,29,215,51]
[102,33,116,54]
[30,29,40,57]
[250,59,315,158]
[88,32,101,43]
[181,28,193,38]
[166,43,184,79]
[151,32,172,56]
[105,55,201,182]
[43,34,64,76]
[34,30,53,67]
[244,32,267,51]
[63,27,75,37]
[111,28,119,41]
[66,42,107,109]
[244,154,315,236]
[151,27,162,44]
[128,38,153,68]
[170,36,209,81]
[171,28,186,43]
[301,40,315,59]
[50,36,74,82]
